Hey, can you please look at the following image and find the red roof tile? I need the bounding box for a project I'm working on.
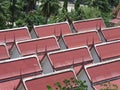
[0,79,20,90]
[63,31,101,48]
[102,27,120,41]
[0,27,31,44]
[73,18,106,32]
[116,10,120,19]
[24,70,76,90]
[86,59,120,83]
[94,79,120,90]
[48,46,93,69]
[34,22,71,38]
[0,44,10,61]
[16,36,60,56]
[0,55,42,80]
[95,41,120,61]
[73,66,83,75]
[110,18,120,24]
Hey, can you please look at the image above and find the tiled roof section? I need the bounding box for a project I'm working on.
[48,46,92,69]
[25,70,75,90]
[0,27,31,44]
[110,18,120,24]
[0,79,20,90]
[94,79,120,90]
[116,10,120,19]
[95,41,120,61]
[0,55,42,80]
[102,27,120,41]
[63,31,101,48]
[73,18,106,32]
[86,59,120,83]
[34,22,71,38]
[0,44,10,61]
[17,36,60,56]
[110,11,120,24]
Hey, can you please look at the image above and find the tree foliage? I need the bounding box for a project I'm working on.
[0,0,118,30]
[100,82,118,90]
[40,0,60,23]
[47,77,87,90]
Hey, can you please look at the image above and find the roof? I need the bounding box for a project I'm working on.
[117,10,120,19]
[0,79,20,90]
[110,11,120,24]
[85,58,120,83]
[0,27,31,44]
[102,26,120,42]
[94,78,120,90]
[0,44,10,61]
[48,46,93,69]
[16,36,60,56]
[95,40,120,61]
[73,18,106,32]
[34,22,71,38]
[63,30,101,48]
[110,18,120,24]
[24,69,76,90]
[73,65,83,75]
[0,55,42,81]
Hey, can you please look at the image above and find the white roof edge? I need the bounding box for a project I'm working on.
[0,26,28,32]
[85,57,120,69]
[102,26,120,31]
[95,39,120,47]
[48,46,88,55]
[35,55,42,70]
[63,30,97,37]
[16,35,57,44]
[34,21,68,28]
[73,17,103,23]
[23,68,75,82]
[0,54,38,64]
[0,43,6,46]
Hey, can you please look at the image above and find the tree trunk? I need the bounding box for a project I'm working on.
[45,16,49,24]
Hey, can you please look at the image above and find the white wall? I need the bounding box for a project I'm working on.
[90,47,101,63]
[41,56,53,74]
[58,37,67,50]
[30,29,37,39]
[16,83,25,90]
[98,31,106,42]
[77,69,94,90]
[10,45,21,59]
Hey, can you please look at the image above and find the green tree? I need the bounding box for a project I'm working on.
[47,77,87,90]
[100,82,118,90]
[74,0,80,11]
[40,0,60,23]
[62,0,68,12]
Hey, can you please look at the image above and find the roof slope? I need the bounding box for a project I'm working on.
[48,46,92,69]
[0,44,10,61]
[63,31,101,48]
[95,41,120,61]
[86,59,120,83]
[16,36,60,56]
[0,79,20,90]
[102,26,120,42]
[34,22,71,38]
[73,18,106,32]
[24,70,76,90]
[0,27,31,44]
[0,55,42,81]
